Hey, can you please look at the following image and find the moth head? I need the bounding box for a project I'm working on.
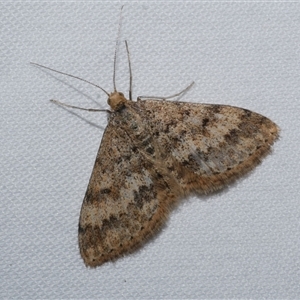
[107,92,127,111]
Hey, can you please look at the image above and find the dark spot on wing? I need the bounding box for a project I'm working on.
[224,129,240,144]
[202,118,209,128]
[100,188,111,194]
[133,184,156,208]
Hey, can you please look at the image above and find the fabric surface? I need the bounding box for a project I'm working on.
[1,1,299,298]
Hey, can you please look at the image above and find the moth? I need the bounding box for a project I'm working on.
[32,8,279,267]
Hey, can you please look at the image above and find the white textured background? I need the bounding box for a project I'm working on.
[1,1,299,299]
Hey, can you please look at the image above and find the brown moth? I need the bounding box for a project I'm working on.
[32,8,279,268]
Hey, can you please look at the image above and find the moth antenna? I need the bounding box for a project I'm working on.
[125,40,133,100]
[30,62,110,96]
[113,5,124,92]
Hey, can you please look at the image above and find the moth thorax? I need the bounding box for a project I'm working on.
[108,92,127,111]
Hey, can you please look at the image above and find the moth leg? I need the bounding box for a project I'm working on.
[50,99,111,113]
[137,81,194,101]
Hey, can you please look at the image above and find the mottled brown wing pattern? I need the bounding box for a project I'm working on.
[138,99,279,194]
[78,117,181,267]
[79,95,279,268]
